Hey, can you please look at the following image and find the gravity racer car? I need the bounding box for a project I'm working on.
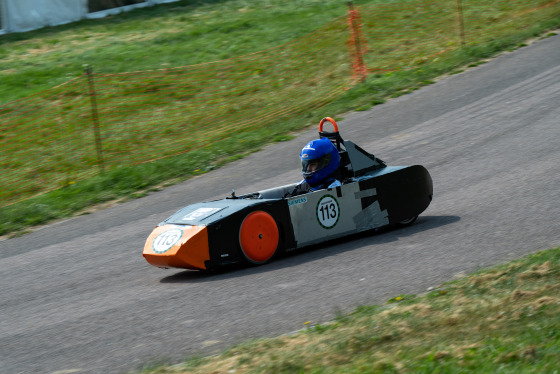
[143,117,433,271]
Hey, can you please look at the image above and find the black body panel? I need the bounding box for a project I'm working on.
[359,165,433,224]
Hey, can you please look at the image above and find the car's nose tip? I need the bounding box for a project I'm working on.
[143,225,210,270]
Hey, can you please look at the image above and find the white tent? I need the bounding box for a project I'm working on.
[0,0,178,34]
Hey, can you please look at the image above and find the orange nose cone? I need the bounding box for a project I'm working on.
[143,225,210,270]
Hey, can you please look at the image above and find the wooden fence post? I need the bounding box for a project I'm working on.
[85,65,105,174]
[456,0,466,47]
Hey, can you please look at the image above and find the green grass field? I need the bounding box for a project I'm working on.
[138,247,560,373]
[1,0,559,237]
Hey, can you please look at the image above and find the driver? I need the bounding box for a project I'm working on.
[288,138,341,196]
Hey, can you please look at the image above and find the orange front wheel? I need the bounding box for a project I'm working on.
[239,211,280,264]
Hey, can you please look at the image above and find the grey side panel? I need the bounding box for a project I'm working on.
[287,182,388,248]
[352,188,389,229]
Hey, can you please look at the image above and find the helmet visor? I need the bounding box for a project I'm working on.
[301,154,331,177]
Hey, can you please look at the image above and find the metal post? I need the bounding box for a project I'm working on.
[85,65,105,174]
[456,0,466,47]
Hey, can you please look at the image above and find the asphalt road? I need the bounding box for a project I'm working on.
[2,33,560,374]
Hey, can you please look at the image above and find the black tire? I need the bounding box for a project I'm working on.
[398,215,418,227]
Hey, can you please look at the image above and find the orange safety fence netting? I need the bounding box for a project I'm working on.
[0,13,355,207]
[358,0,560,74]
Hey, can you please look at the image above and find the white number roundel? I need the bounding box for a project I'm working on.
[316,195,340,229]
[153,229,183,253]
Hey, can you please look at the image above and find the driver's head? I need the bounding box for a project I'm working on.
[300,138,340,187]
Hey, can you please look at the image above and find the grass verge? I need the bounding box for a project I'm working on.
[137,247,560,373]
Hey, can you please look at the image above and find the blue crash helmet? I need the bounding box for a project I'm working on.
[300,138,340,187]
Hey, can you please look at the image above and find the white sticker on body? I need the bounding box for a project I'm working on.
[153,229,183,253]
[316,194,340,229]
[182,207,222,221]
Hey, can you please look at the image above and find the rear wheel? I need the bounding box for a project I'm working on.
[398,215,418,227]
[239,211,280,264]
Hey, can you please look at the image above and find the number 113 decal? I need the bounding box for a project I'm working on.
[316,195,340,229]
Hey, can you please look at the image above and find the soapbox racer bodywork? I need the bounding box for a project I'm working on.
[143,118,433,271]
